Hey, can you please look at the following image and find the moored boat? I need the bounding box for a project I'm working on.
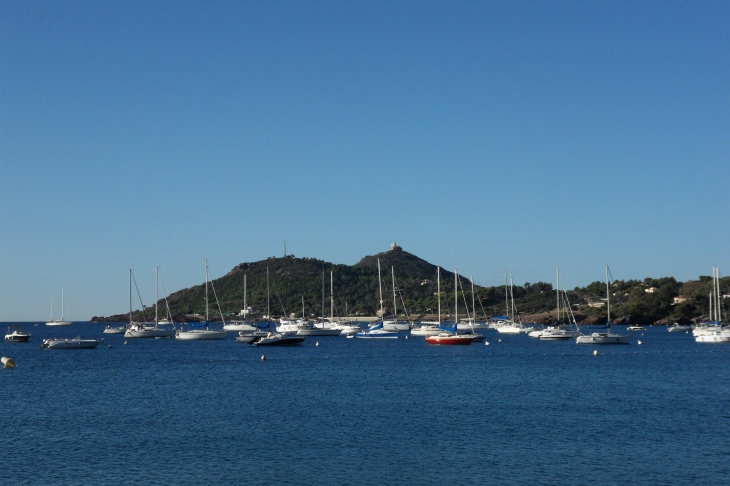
[5,328,30,343]
[576,266,632,345]
[41,336,102,349]
[103,324,127,334]
[694,266,727,343]
[425,332,475,345]
[667,323,692,333]
[46,286,72,326]
[175,261,228,341]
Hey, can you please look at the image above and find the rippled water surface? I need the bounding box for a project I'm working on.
[2,323,729,485]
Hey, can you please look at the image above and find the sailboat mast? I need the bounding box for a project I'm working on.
[321,269,325,318]
[244,274,247,319]
[455,270,458,323]
[302,295,305,319]
[330,271,334,320]
[205,261,209,323]
[505,272,509,321]
[129,270,132,323]
[155,267,159,326]
[61,286,64,320]
[605,265,610,327]
[714,266,721,322]
[556,268,560,324]
[392,266,397,320]
[471,276,475,323]
[267,267,270,325]
[377,258,384,322]
[437,267,441,325]
[51,298,53,321]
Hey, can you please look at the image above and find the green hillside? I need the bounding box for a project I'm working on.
[92,246,729,325]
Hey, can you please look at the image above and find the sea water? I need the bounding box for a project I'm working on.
[1,323,729,485]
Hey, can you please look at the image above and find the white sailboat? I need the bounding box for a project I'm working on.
[224,274,257,332]
[298,271,342,336]
[695,266,729,343]
[176,261,228,340]
[356,258,399,339]
[46,287,72,326]
[497,273,530,334]
[576,266,632,345]
[532,269,581,340]
[125,268,176,338]
[383,267,410,331]
[412,267,452,336]
[252,267,305,346]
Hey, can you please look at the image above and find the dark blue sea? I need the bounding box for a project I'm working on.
[2,323,729,485]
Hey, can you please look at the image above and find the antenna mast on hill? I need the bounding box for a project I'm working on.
[284,240,287,257]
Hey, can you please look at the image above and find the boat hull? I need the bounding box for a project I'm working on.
[176,330,227,340]
[124,328,176,338]
[103,326,127,334]
[254,336,305,346]
[41,338,101,349]
[5,332,30,343]
[382,321,410,331]
[576,333,631,344]
[355,330,399,339]
[46,321,72,326]
[667,325,692,333]
[296,328,342,336]
[425,335,475,345]
[223,322,258,331]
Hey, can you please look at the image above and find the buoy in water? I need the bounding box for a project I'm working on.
[638,340,642,345]
[498,339,502,343]
[485,341,490,346]
[2,357,16,368]
[107,345,113,349]
[405,335,409,339]
[593,350,599,356]
[124,341,128,345]
[261,355,266,361]
[315,341,319,347]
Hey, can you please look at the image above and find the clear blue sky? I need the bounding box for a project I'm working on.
[1,1,728,320]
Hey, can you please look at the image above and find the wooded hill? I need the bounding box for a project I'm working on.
[92,246,728,325]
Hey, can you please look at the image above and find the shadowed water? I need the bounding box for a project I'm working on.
[2,323,729,485]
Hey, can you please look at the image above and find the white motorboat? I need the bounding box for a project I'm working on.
[667,323,692,333]
[5,328,30,342]
[46,286,72,326]
[175,261,228,341]
[539,328,579,340]
[253,331,305,346]
[124,268,176,339]
[627,325,645,331]
[41,336,102,349]
[576,266,631,345]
